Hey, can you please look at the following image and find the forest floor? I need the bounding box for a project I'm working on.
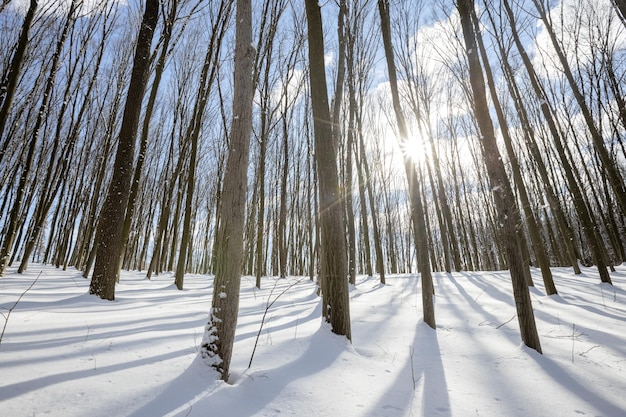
[1,263,625,416]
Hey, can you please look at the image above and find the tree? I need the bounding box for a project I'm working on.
[304,0,352,340]
[18,0,109,274]
[89,0,160,300]
[201,0,254,381]
[0,0,74,277]
[610,0,626,27]
[377,0,435,328]
[482,2,583,276]
[500,0,612,284]
[469,6,556,294]
[457,0,541,353]
[175,0,232,290]
[0,0,37,168]
[531,0,626,219]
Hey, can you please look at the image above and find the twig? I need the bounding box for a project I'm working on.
[248,278,302,369]
[579,345,600,357]
[0,271,42,346]
[495,315,516,329]
[473,289,485,303]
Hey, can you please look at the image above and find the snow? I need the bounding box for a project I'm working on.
[1,264,625,417]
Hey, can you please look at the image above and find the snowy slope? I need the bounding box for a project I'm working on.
[1,264,625,416]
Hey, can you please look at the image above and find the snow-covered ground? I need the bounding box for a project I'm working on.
[1,264,625,417]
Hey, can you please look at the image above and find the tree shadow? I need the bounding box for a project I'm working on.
[369,322,450,417]
[126,326,348,417]
[527,351,625,416]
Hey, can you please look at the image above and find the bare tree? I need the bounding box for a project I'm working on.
[200,0,254,381]
[500,0,612,284]
[304,0,352,339]
[175,0,232,290]
[469,6,556,294]
[378,0,435,328]
[531,0,626,218]
[457,0,541,353]
[0,0,37,167]
[89,0,160,300]
[0,0,75,276]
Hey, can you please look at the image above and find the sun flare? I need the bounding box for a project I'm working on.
[398,131,429,165]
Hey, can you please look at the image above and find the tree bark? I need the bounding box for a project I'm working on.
[0,0,74,276]
[531,0,626,218]
[0,0,37,166]
[304,0,352,340]
[89,0,159,300]
[470,7,556,294]
[201,0,254,381]
[457,0,541,353]
[502,0,611,284]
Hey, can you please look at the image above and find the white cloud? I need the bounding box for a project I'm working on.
[532,0,626,78]
[324,52,334,67]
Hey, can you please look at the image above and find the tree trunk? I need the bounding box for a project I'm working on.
[120,0,178,278]
[457,0,541,353]
[470,7,556,294]
[0,0,74,277]
[201,0,254,381]
[378,0,435,328]
[0,0,37,165]
[278,95,290,279]
[89,0,159,300]
[502,0,611,284]
[304,0,352,340]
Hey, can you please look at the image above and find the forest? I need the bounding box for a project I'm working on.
[1,0,626,412]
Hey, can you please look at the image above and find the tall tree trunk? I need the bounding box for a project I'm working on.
[470,7,556,294]
[484,4,582,275]
[531,0,626,218]
[201,0,254,381]
[304,0,352,339]
[457,0,541,353]
[502,0,611,284]
[89,0,159,300]
[345,115,357,285]
[0,0,37,165]
[120,0,179,277]
[278,94,290,279]
[0,0,74,276]
[175,1,231,290]
[378,0,435,328]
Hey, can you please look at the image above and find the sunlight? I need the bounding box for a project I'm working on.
[398,128,429,166]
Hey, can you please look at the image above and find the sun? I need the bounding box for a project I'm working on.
[398,129,429,165]
[374,113,438,173]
